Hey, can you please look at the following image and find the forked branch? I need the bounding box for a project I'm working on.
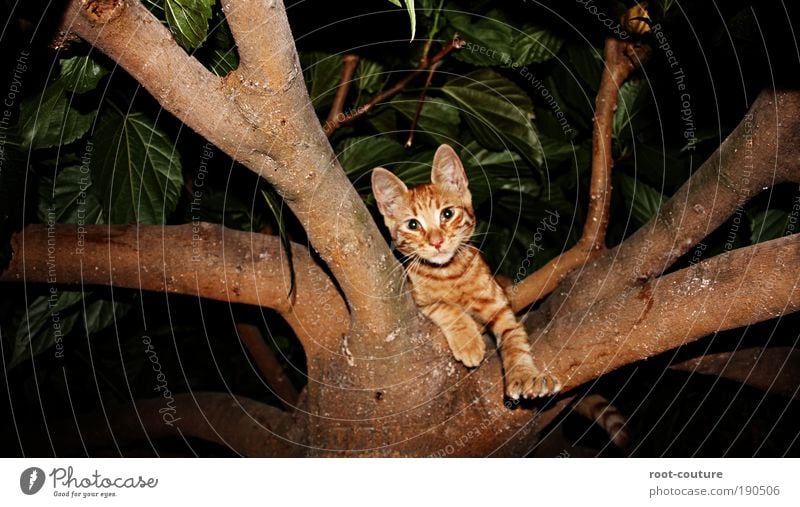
[508,31,651,312]
[62,0,417,336]
[530,233,800,391]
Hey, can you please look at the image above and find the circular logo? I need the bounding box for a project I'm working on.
[20,467,45,495]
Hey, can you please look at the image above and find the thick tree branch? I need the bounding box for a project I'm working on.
[508,34,650,312]
[62,0,416,339]
[671,346,800,399]
[61,0,274,171]
[219,0,300,90]
[542,89,800,318]
[47,393,304,457]
[530,233,800,391]
[1,223,348,355]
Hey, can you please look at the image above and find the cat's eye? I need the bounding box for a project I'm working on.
[407,219,420,230]
[441,208,454,221]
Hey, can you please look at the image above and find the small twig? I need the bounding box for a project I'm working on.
[324,54,360,137]
[325,34,463,135]
[237,323,299,409]
[405,61,440,148]
[507,7,651,313]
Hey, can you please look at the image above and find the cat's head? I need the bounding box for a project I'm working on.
[371,144,475,265]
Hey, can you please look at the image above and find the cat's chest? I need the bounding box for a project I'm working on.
[407,252,490,306]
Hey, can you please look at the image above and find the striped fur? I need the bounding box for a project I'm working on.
[372,145,561,399]
[573,394,630,448]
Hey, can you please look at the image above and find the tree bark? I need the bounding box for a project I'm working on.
[62,0,416,337]
[10,1,795,456]
[1,223,348,355]
[528,234,800,391]
[539,89,800,319]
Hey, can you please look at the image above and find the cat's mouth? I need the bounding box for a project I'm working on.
[420,247,457,265]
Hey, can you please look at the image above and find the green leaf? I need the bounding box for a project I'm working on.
[443,69,543,166]
[618,172,663,226]
[18,82,95,150]
[447,12,562,67]
[388,0,417,40]
[749,209,789,244]
[207,13,239,76]
[391,96,460,145]
[38,164,104,225]
[392,149,437,187]
[11,291,83,368]
[90,106,183,224]
[613,79,648,140]
[82,298,131,338]
[539,134,582,165]
[512,24,565,65]
[164,0,215,50]
[565,42,603,91]
[460,141,531,205]
[59,56,109,94]
[354,58,387,95]
[10,291,130,368]
[300,52,343,112]
[338,136,406,191]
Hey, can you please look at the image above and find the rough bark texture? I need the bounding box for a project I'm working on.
[1,223,348,355]
[539,89,800,320]
[508,36,650,312]
[61,0,415,336]
[671,347,800,399]
[528,234,800,391]
[6,1,797,456]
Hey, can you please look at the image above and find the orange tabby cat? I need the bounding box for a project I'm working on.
[371,144,560,399]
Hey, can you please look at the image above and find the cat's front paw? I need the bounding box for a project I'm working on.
[451,334,486,368]
[504,357,562,400]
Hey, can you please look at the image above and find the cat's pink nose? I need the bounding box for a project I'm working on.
[430,237,444,250]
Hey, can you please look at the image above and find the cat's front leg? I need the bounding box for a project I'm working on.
[420,302,486,367]
[469,288,562,399]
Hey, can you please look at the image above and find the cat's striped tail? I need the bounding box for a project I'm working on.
[573,394,629,448]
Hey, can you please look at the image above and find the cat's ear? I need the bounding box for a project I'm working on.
[431,144,468,193]
[372,167,408,217]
